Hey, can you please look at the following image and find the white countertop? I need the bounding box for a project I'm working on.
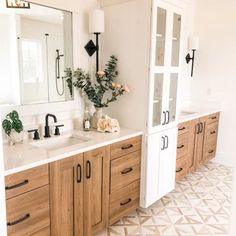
[3,128,143,176]
[178,107,221,123]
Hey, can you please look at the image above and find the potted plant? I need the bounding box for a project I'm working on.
[2,110,24,145]
[65,55,130,128]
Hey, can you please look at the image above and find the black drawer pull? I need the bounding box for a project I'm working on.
[120,198,132,206]
[208,150,214,154]
[177,144,185,149]
[5,180,29,191]
[86,161,91,179]
[77,164,82,183]
[121,144,133,150]
[7,213,30,226]
[211,116,217,120]
[178,127,186,131]
[210,131,216,135]
[121,167,133,175]
[176,168,183,173]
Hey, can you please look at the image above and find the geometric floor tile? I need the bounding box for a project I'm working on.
[96,162,234,236]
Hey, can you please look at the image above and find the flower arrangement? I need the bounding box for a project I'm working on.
[65,55,129,108]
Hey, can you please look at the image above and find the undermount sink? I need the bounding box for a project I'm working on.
[30,134,89,151]
[180,110,197,116]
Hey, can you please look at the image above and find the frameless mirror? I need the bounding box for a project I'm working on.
[0,2,74,106]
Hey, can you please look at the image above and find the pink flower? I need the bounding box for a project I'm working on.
[96,70,105,77]
[112,82,116,87]
[116,83,121,88]
[124,85,130,93]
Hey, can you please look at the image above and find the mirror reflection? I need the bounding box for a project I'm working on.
[0,2,74,106]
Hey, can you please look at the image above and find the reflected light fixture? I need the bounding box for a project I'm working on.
[84,9,105,72]
[185,36,199,77]
[6,0,30,9]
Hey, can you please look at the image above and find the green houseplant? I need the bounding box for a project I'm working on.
[2,110,24,145]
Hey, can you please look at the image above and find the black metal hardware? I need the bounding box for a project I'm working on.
[44,114,57,138]
[177,144,184,149]
[121,167,133,175]
[208,150,214,154]
[185,49,196,77]
[162,111,166,125]
[210,131,216,135]
[121,144,133,150]
[54,124,64,136]
[5,180,29,190]
[166,111,170,124]
[77,164,82,183]
[28,129,40,140]
[120,198,132,206]
[176,168,183,173]
[196,123,200,134]
[86,161,91,179]
[7,213,30,226]
[164,135,169,149]
[161,136,165,150]
[55,49,65,96]
[178,127,186,131]
[211,116,217,120]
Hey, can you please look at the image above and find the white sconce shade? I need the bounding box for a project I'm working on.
[188,36,199,50]
[89,9,105,33]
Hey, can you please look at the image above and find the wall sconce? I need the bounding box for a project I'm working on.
[84,9,105,72]
[6,0,30,9]
[185,36,199,77]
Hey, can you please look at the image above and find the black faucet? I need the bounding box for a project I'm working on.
[44,114,57,138]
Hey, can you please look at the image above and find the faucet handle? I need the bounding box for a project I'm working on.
[54,124,64,136]
[28,129,40,140]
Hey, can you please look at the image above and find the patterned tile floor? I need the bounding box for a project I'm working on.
[97,162,234,236]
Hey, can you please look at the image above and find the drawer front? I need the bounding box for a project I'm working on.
[204,144,216,162]
[32,227,50,236]
[111,136,142,160]
[6,185,50,236]
[110,180,140,224]
[111,151,141,193]
[176,155,189,181]
[206,112,219,125]
[177,132,189,159]
[5,164,49,200]
[205,122,218,145]
[178,121,190,135]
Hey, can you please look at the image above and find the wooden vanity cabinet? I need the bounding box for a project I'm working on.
[50,146,110,236]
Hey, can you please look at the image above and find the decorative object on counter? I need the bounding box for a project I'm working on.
[84,9,105,72]
[185,36,200,77]
[2,110,24,145]
[6,0,30,9]
[65,55,130,129]
[97,115,120,133]
[83,107,91,131]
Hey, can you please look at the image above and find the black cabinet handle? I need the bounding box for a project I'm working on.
[176,168,183,173]
[161,136,165,150]
[121,167,133,175]
[86,161,91,179]
[121,144,133,150]
[162,111,166,125]
[77,164,82,183]
[166,111,170,124]
[7,213,30,226]
[200,122,204,133]
[211,116,217,120]
[208,150,214,154]
[178,127,186,131]
[5,180,29,191]
[177,144,184,149]
[164,135,169,149]
[120,198,132,206]
[210,131,216,135]
[196,123,200,134]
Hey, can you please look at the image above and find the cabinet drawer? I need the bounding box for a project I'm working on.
[204,144,216,162]
[206,112,219,125]
[5,164,49,200]
[32,227,50,236]
[111,151,141,193]
[6,185,50,236]
[205,122,218,145]
[111,136,142,160]
[110,180,140,224]
[176,155,188,181]
[177,132,189,159]
[178,121,190,135]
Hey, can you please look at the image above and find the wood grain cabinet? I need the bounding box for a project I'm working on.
[50,146,110,236]
[5,165,50,236]
[176,112,220,181]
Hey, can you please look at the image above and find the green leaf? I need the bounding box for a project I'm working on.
[7,110,19,121]
[2,120,12,136]
[12,119,23,133]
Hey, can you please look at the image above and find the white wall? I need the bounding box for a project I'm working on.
[190,0,236,166]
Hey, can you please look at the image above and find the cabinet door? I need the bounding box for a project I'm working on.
[84,146,110,235]
[50,154,84,236]
[158,128,177,198]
